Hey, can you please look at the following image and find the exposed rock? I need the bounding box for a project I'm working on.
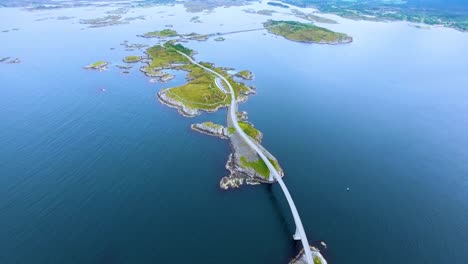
[237,111,248,121]
[84,61,108,71]
[219,106,284,189]
[121,42,148,49]
[56,16,75,20]
[182,32,209,41]
[289,246,327,264]
[80,15,125,27]
[140,66,164,77]
[220,175,244,189]
[7,58,21,64]
[157,89,200,117]
[160,73,175,82]
[190,16,202,23]
[115,64,133,69]
[0,57,11,63]
[191,122,228,139]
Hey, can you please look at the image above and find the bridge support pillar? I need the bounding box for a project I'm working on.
[293,227,301,240]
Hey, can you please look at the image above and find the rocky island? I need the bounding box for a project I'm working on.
[191,111,283,190]
[263,20,352,44]
[84,61,108,71]
[139,41,253,116]
[235,70,254,80]
[131,37,284,188]
[141,29,179,38]
[123,55,142,63]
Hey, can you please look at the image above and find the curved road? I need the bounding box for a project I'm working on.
[177,51,314,264]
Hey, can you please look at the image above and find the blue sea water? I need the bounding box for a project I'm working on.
[1,2,468,264]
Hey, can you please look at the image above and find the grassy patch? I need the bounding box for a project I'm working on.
[123,55,141,63]
[146,45,188,68]
[263,20,351,43]
[163,41,193,56]
[227,127,236,134]
[147,43,249,113]
[236,70,253,80]
[89,61,107,68]
[88,61,107,67]
[314,256,322,264]
[269,158,280,172]
[202,121,223,129]
[238,121,260,141]
[143,29,178,38]
[165,64,230,111]
[240,156,269,179]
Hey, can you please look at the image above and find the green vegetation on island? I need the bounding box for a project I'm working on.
[148,42,252,115]
[143,29,178,38]
[263,20,352,44]
[240,156,269,179]
[145,44,189,69]
[240,156,280,179]
[236,70,254,80]
[85,61,108,70]
[123,55,141,63]
[163,40,193,55]
[282,0,468,32]
[202,121,223,129]
[214,37,225,41]
[238,121,261,142]
[165,64,230,111]
[227,127,236,134]
[89,61,107,67]
[314,255,323,264]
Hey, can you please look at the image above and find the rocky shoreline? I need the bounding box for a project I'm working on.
[84,61,108,71]
[157,89,229,117]
[190,122,228,139]
[189,109,283,190]
[289,246,327,264]
[235,70,254,80]
[1,57,21,64]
